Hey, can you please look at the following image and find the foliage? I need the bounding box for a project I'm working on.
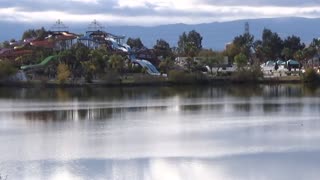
[89,47,109,74]
[293,50,304,62]
[232,33,254,59]
[224,43,241,62]
[232,64,263,82]
[159,57,174,73]
[199,49,224,75]
[281,47,292,60]
[184,57,198,72]
[234,53,248,70]
[258,28,284,60]
[72,42,90,62]
[1,41,10,48]
[127,38,144,49]
[0,60,18,80]
[81,61,97,83]
[153,39,172,58]
[303,68,320,83]
[310,38,320,54]
[57,63,70,84]
[303,46,317,61]
[168,70,208,84]
[283,35,305,58]
[178,30,203,56]
[22,27,48,40]
[108,54,125,73]
[58,49,74,64]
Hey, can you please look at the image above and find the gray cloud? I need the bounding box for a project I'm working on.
[200,0,320,7]
[1,0,320,25]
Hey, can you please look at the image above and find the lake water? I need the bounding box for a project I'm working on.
[1,85,320,180]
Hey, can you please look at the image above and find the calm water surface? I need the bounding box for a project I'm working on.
[1,85,320,180]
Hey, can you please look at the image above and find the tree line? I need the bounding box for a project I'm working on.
[0,26,319,83]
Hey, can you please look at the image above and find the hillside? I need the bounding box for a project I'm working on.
[1,17,320,50]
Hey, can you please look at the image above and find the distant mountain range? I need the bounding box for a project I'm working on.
[1,17,320,50]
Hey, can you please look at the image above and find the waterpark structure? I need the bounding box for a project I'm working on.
[0,20,160,77]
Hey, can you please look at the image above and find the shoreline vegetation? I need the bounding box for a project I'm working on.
[0,20,320,88]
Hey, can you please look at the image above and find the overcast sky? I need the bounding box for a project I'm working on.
[1,0,320,26]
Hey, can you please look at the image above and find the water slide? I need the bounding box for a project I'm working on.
[134,59,161,75]
[105,37,160,75]
[21,55,58,71]
[105,37,130,52]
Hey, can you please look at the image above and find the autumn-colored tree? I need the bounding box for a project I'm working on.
[57,63,70,84]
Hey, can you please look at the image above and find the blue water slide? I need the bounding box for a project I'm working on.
[86,36,159,75]
[106,37,130,52]
[134,59,160,75]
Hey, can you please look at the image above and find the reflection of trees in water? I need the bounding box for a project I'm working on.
[1,84,320,107]
[226,85,264,97]
[283,103,304,112]
[21,108,114,121]
[20,106,169,121]
[262,104,282,113]
[180,104,224,112]
[302,84,320,96]
[233,103,252,113]
[0,86,239,101]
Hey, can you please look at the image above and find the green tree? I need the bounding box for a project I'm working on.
[22,27,48,40]
[293,50,304,62]
[283,35,305,59]
[81,61,96,83]
[59,49,74,64]
[234,53,248,70]
[224,43,241,63]
[89,48,109,74]
[303,68,320,82]
[185,42,198,58]
[178,30,202,56]
[177,32,188,55]
[185,57,197,72]
[187,30,203,53]
[0,61,17,79]
[1,41,10,48]
[159,57,174,73]
[153,39,172,59]
[72,42,90,62]
[199,49,224,75]
[253,40,265,63]
[127,38,144,49]
[281,47,293,60]
[233,32,254,59]
[260,29,284,60]
[310,38,320,53]
[109,54,125,73]
[57,63,70,84]
[303,46,318,66]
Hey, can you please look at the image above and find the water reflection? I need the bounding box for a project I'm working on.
[3,153,320,180]
[0,84,317,101]
[2,84,320,180]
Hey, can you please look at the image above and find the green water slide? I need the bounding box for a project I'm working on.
[21,55,58,71]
